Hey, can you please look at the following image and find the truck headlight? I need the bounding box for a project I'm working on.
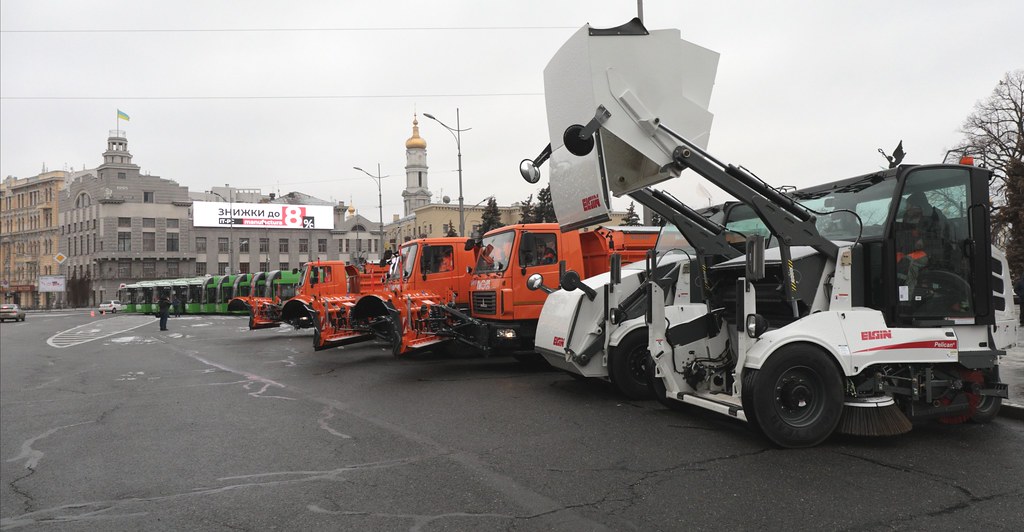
[496,328,517,339]
[745,314,768,338]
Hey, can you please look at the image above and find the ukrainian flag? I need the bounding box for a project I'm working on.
[117,109,130,121]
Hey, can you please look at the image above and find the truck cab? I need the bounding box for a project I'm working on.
[469,223,657,351]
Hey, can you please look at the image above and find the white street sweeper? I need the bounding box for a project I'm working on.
[521,18,1016,447]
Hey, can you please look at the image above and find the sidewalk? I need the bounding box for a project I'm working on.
[1000,325,1024,420]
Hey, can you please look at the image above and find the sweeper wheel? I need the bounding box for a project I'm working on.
[749,345,843,448]
[609,331,654,400]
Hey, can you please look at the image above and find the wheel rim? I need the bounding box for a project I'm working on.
[773,366,826,427]
[627,345,648,385]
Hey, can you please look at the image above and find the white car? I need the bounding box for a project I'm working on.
[98,300,124,313]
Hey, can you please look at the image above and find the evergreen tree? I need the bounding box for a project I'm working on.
[535,185,557,223]
[446,219,458,237]
[622,201,642,226]
[479,197,503,236]
[519,194,535,224]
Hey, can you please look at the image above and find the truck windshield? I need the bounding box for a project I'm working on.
[476,230,516,273]
[795,177,897,241]
[397,244,418,280]
[654,223,694,259]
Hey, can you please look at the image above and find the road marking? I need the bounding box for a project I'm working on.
[46,316,155,349]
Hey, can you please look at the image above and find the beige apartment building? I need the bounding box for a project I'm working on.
[1,170,65,308]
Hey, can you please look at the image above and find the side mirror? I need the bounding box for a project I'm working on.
[610,253,621,285]
[520,159,541,184]
[527,273,554,294]
[519,232,535,268]
[464,238,476,251]
[561,270,597,301]
[745,235,765,281]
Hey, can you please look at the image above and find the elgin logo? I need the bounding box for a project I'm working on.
[582,194,601,212]
[552,336,565,347]
[861,330,892,341]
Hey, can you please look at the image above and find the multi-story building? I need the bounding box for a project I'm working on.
[0,170,65,308]
[189,188,382,275]
[59,130,195,307]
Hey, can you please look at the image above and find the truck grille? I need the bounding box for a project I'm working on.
[473,291,497,315]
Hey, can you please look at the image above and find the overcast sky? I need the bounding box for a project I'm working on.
[2,0,1021,220]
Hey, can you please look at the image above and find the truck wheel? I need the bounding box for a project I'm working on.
[749,345,843,448]
[610,331,654,400]
[970,396,1002,423]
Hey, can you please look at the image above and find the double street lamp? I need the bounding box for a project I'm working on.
[423,109,471,237]
[211,187,234,275]
[353,165,388,258]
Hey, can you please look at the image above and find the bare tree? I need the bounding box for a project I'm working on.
[946,69,1023,280]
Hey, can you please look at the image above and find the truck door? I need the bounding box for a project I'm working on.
[419,243,458,299]
[515,232,561,318]
[889,166,992,326]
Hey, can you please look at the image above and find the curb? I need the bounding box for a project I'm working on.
[1000,402,1024,421]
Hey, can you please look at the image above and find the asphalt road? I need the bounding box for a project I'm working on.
[2,312,1023,531]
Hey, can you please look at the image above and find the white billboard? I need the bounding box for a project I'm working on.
[38,275,66,292]
[193,202,334,230]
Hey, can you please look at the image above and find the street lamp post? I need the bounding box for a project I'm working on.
[423,110,471,237]
[353,165,388,258]
[211,188,234,275]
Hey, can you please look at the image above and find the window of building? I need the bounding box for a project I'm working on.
[259,238,269,253]
[279,239,289,252]
[118,217,131,228]
[143,191,154,203]
[142,218,155,228]
[299,239,309,253]
[218,237,229,253]
[142,261,156,278]
[167,260,179,277]
[118,172,126,179]
[318,238,327,253]
[167,218,179,228]
[239,238,249,253]
[195,237,206,253]
[279,262,289,272]
[218,262,228,275]
[143,232,155,251]
[239,262,250,274]
[196,262,207,276]
[118,261,131,277]
[118,232,131,251]
[166,233,179,252]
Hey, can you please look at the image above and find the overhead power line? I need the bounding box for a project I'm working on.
[0,26,576,34]
[0,93,542,101]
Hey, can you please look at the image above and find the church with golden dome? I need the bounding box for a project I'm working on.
[401,115,432,216]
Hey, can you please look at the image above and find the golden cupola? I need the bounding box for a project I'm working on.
[405,115,427,149]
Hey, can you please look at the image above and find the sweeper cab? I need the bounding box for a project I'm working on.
[524,18,1016,447]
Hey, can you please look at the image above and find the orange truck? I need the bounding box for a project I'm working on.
[313,236,478,353]
[229,261,386,331]
[438,223,659,353]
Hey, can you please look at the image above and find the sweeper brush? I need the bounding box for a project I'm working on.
[836,396,913,437]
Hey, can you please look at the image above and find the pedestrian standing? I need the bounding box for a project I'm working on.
[158,295,171,331]
[172,295,182,317]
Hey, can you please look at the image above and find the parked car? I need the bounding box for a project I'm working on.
[0,303,26,322]
[98,300,125,313]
